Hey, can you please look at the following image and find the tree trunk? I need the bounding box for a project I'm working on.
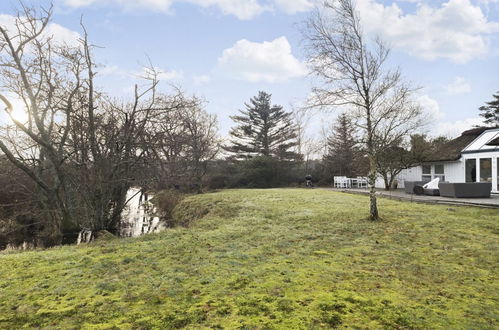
[368,154,379,220]
[60,208,78,244]
[43,192,78,244]
[108,184,129,235]
[366,108,379,221]
[383,174,390,191]
[388,174,396,190]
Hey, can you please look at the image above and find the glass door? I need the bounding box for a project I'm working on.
[480,158,492,183]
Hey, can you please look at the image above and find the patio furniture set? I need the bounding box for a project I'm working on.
[333,175,493,198]
[405,178,492,198]
[333,176,369,189]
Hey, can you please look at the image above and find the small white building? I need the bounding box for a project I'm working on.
[376,127,499,193]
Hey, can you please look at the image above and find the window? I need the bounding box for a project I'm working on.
[465,159,476,182]
[422,165,431,181]
[480,158,492,183]
[434,164,445,182]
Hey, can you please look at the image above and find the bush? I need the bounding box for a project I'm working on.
[230,156,300,188]
[203,175,227,190]
[153,190,185,227]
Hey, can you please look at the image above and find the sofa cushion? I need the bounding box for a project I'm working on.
[405,181,430,194]
[424,188,440,196]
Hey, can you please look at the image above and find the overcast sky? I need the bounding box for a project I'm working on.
[1,0,498,138]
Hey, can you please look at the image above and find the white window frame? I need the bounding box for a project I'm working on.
[434,164,445,182]
[422,164,445,182]
[422,165,432,181]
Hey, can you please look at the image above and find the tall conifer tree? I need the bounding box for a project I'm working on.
[226,91,300,161]
[324,113,359,177]
[479,91,499,126]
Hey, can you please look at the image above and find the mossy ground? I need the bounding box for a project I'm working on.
[0,189,498,329]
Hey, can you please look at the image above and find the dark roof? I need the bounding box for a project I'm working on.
[425,127,495,162]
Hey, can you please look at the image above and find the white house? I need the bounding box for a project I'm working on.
[376,127,499,193]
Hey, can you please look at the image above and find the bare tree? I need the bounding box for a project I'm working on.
[292,106,323,174]
[149,95,220,192]
[303,0,424,220]
[181,104,220,192]
[375,139,414,190]
[0,4,165,240]
[0,3,218,243]
[0,4,86,241]
[291,105,313,156]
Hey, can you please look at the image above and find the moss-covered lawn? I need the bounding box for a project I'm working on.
[0,189,498,329]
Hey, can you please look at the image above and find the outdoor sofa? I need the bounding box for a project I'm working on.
[438,182,492,198]
[407,179,444,196]
[411,185,441,196]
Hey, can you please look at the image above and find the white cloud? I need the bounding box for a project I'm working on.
[136,66,184,81]
[0,14,81,47]
[189,0,268,20]
[64,0,171,11]
[193,74,211,85]
[62,0,269,20]
[272,0,313,14]
[64,0,100,6]
[100,65,183,82]
[435,117,483,137]
[98,65,124,77]
[217,36,307,83]
[61,0,316,19]
[157,69,184,81]
[445,76,472,95]
[355,0,499,63]
[415,94,483,138]
[417,94,444,120]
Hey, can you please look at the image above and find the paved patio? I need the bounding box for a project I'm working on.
[327,188,499,209]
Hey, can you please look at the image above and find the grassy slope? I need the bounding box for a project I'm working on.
[0,189,498,329]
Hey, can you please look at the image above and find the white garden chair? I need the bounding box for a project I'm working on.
[334,176,349,188]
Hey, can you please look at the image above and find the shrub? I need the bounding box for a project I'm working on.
[170,198,210,227]
[230,156,300,188]
[153,190,185,227]
[203,175,227,190]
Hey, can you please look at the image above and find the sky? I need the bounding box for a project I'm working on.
[0,0,498,139]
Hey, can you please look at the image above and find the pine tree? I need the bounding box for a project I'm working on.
[324,113,360,177]
[226,91,300,160]
[479,91,499,126]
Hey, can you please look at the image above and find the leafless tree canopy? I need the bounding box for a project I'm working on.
[303,0,425,220]
[0,4,219,244]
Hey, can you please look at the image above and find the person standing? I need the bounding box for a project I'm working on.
[305,174,313,187]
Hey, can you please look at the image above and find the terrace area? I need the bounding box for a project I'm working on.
[329,187,499,209]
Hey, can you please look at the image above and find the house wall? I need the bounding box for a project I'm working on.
[374,128,499,192]
[374,166,421,189]
[377,156,499,193]
[443,161,464,182]
[375,161,462,189]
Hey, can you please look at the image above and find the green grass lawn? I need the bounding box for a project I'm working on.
[0,189,498,329]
